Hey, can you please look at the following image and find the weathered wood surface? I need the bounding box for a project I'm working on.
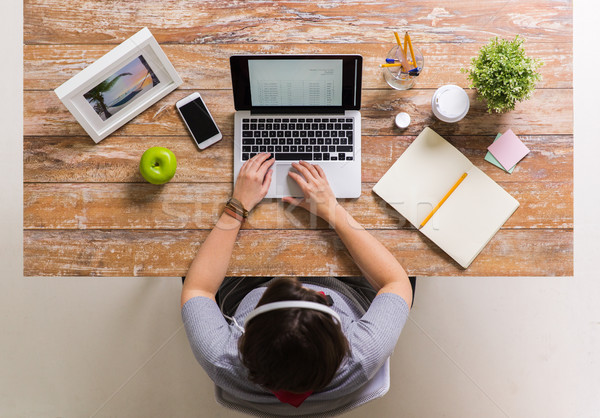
[24,43,572,91]
[24,0,572,45]
[24,181,573,230]
[23,229,573,277]
[23,135,573,184]
[24,89,573,137]
[23,0,573,276]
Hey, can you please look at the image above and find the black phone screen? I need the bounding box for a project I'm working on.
[179,97,220,144]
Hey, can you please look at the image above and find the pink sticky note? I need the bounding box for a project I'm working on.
[487,129,530,171]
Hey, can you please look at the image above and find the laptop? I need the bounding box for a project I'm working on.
[230,55,363,198]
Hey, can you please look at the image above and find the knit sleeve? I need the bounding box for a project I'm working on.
[345,292,410,379]
[181,296,239,378]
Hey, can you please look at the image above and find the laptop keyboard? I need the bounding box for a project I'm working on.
[240,117,355,162]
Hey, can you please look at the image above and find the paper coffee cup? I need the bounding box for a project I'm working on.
[432,85,470,123]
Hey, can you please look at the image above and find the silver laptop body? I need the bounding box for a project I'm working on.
[230,55,363,198]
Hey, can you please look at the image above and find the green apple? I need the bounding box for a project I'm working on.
[139,147,177,184]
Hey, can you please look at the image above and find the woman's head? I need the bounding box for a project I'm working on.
[238,277,350,393]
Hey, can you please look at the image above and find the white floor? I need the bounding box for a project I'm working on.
[2,2,598,417]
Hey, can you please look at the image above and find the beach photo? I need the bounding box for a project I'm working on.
[84,55,160,121]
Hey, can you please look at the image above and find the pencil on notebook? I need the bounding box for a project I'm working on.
[419,172,468,229]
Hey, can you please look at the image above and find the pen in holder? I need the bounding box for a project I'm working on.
[382,33,424,90]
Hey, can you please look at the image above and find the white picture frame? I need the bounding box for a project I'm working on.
[54,27,183,143]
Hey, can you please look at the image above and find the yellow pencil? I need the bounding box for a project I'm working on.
[393,31,410,71]
[380,62,415,69]
[381,60,415,67]
[419,172,468,229]
[405,32,417,70]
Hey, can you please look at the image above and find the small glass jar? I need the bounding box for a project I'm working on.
[382,45,424,90]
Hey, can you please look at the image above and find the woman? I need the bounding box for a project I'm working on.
[181,153,413,416]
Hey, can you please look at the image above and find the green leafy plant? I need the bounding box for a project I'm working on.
[463,36,542,113]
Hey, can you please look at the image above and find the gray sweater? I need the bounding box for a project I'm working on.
[182,283,409,415]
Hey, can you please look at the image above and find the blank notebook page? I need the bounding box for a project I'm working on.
[373,127,473,227]
[420,166,519,268]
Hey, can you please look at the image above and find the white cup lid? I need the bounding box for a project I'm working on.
[432,85,470,122]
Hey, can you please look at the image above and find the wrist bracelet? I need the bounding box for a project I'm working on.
[226,202,247,218]
[223,198,249,223]
[223,207,245,223]
[227,198,249,218]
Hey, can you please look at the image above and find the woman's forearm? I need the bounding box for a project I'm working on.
[181,153,274,308]
[330,205,411,294]
[182,213,242,304]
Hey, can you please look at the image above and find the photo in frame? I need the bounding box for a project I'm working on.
[55,27,183,143]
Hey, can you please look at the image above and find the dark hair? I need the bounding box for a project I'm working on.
[238,277,350,393]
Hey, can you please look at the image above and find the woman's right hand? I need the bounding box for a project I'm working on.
[282,161,340,224]
[232,153,274,212]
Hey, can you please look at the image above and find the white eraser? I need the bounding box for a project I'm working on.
[395,112,411,129]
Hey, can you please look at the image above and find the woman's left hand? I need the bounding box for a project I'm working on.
[232,153,274,211]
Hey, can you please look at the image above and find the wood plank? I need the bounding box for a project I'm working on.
[364,135,573,185]
[23,229,573,277]
[23,181,573,230]
[24,89,574,137]
[23,135,573,184]
[24,42,572,91]
[24,0,572,45]
[24,135,232,183]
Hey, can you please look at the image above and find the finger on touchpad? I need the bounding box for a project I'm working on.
[276,165,303,197]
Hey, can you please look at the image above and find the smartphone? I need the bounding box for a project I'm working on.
[176,92,222,149]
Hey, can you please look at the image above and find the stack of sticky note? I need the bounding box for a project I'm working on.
[485,129,530,173]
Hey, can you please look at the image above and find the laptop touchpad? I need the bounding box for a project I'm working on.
[276,165,304,197]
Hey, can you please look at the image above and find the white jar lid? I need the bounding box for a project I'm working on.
[432,85,470,123]
[395,112,411,129]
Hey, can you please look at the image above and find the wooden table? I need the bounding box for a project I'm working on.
[23,0,573,277]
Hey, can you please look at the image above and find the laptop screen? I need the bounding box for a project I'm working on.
[230,55,362,113]
[248,59,343,107]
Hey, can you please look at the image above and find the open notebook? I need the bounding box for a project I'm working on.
[373,127,519,268]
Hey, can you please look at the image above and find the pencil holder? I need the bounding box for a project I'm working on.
[383,45,424,90]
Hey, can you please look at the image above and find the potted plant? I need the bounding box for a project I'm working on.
[463,36,542,113]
